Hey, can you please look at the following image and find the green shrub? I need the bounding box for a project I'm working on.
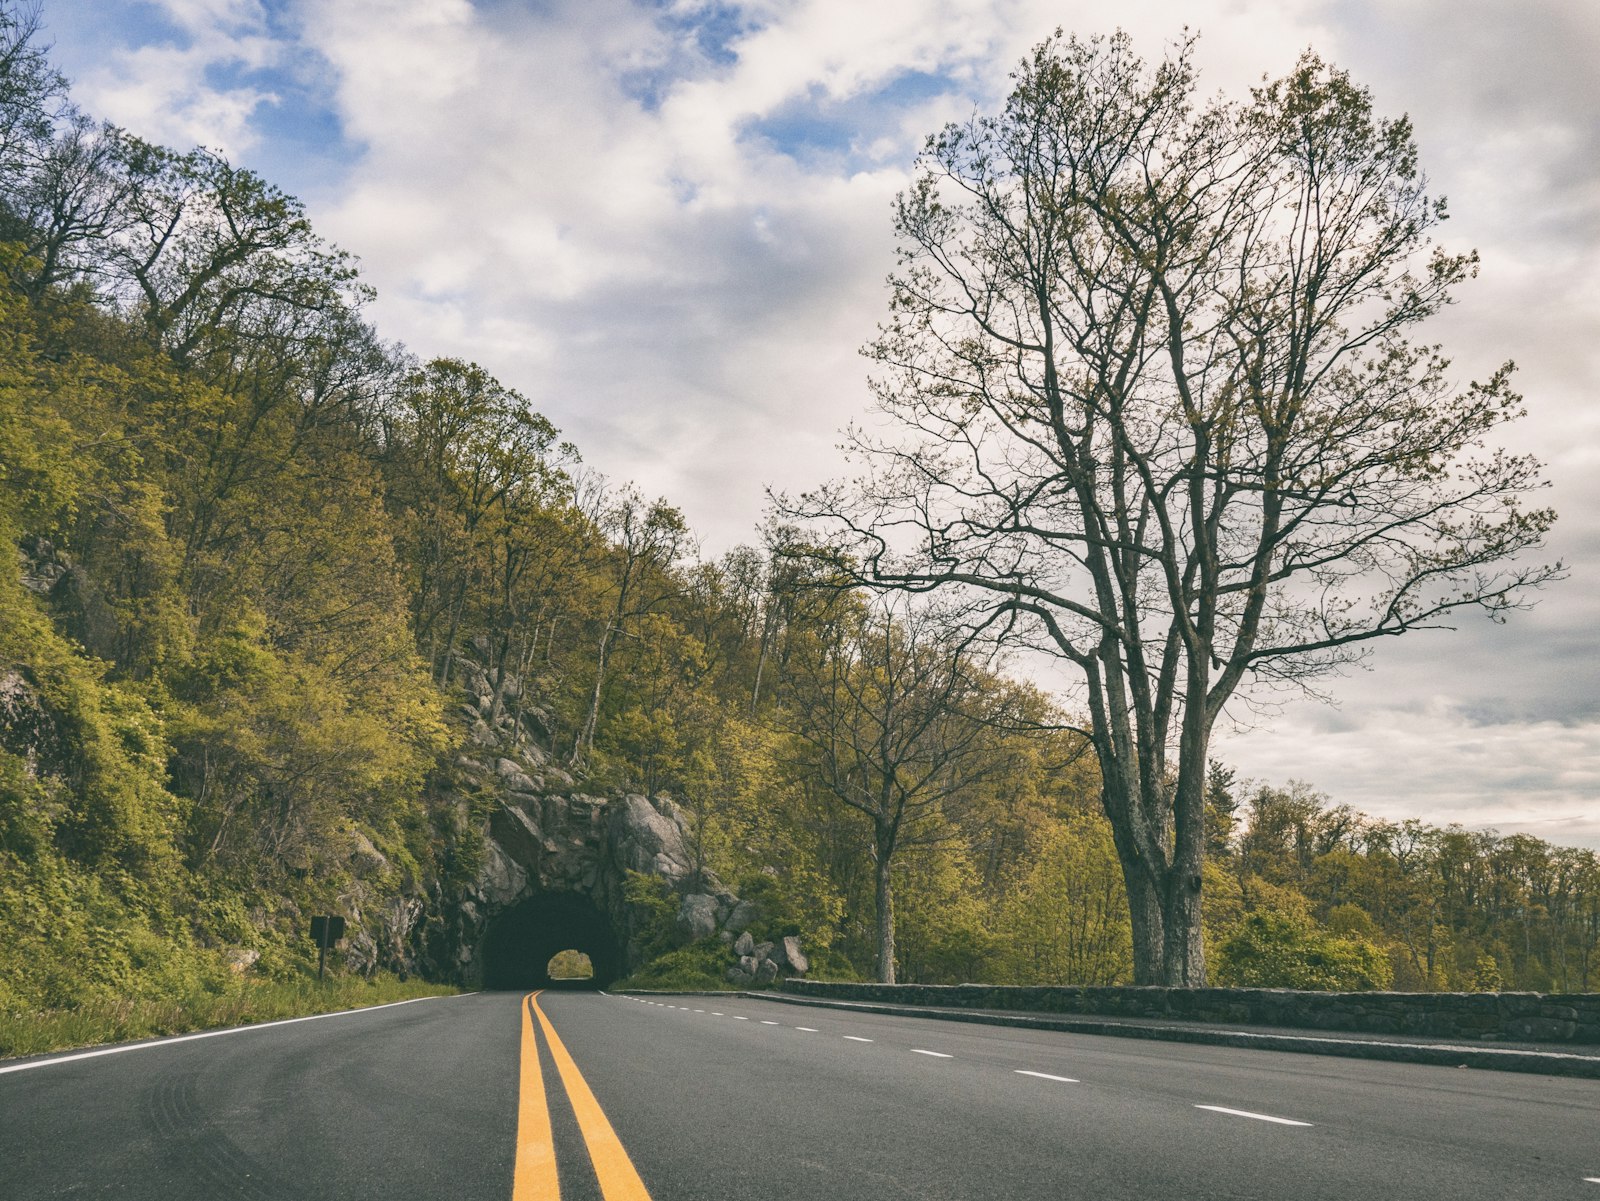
[622,870,681,961]
[613,937,737,992]
[1215,910,1393,991]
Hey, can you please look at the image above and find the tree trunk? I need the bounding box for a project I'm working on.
[749,611,773,717]
[1104,774,1166,984]
[1161,712,1210,985]
[1122,854,1165,985]
[874,842,896,984]
[573,622,614,767]
[1160,870,1206,985]
[436,581,467,688]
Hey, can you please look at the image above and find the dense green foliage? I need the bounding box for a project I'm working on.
[0,7,1594,1049]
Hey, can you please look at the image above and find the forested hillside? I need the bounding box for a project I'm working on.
[0,7,1595,1046]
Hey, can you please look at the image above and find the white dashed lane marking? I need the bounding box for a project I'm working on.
[911,1050,952,1058]
[1015,1070,1079,1083]
[733,1016,748,1020]
[760,1020,780,1025]
[795,1027,818,1032]
[1194,1105,1312,1127]
[843,1036,874,1043]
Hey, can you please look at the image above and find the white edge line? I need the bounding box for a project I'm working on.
[1015,1070,1079,1083]
[0,994,462,1076]
[843,1035,874,1042]
[1194,1104,1312,1127]
[911,1049,953,1058]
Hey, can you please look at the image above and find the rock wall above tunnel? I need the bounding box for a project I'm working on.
[426,743,752,985]
[386,651,783,988]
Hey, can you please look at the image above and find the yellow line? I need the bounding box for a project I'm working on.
[513,992,560,1201]
[531,991,654,1201]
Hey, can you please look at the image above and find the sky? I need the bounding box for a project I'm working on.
[36,0,1600,846]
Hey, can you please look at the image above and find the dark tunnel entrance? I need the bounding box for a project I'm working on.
[481,892,624,990]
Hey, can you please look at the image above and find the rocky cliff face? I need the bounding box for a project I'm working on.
[384,652,794,986]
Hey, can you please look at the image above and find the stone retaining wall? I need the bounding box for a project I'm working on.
[780,981,1600,1044]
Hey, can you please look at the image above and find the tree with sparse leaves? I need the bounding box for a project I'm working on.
[792,32,1559,985]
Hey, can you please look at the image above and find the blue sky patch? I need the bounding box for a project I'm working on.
[43,1,361,199]
[741,68,963,171]
[618,1,766,112]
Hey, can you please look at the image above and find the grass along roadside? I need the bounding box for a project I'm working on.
[0,974,459,1060]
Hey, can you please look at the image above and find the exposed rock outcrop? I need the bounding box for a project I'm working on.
[724,932,803,987]
[368,651,809,987]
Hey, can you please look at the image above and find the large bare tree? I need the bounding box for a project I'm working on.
[790,33,1558,985]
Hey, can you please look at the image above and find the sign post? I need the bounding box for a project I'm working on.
[309,914,346,981]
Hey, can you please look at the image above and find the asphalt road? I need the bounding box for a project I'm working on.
[3,990,1598,1200]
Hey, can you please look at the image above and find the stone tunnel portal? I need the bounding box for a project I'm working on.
[481,892,624,990]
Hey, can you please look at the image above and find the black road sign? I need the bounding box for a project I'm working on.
[309,914,347,980]
[310,915,346,946]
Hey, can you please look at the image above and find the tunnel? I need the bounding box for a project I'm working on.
[480,891,625,990]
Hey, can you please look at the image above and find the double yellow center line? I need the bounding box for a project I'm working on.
[514,991,654,1201]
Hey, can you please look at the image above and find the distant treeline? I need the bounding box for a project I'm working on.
[0,4,1593,1023]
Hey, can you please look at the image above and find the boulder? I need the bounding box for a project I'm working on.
[726,966,754,986]
[734,930,755,957]
[345,931,379,976]
[222,947,260,974]
[479,840,528,907]
[755,959,779,985]
[723,899,759,935]
[676,893,720,941]
[753,941,775,963]
[348,831,390,875]
[781,936,809,975]
[738,955,760,976]
[610,794,693,882]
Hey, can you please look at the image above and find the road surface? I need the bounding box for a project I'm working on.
[2,990,1597,1199]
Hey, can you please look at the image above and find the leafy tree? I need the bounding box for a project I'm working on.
[790,32,1557,984]
[571,487,691,768]
[778,598,1026,982]
[1000,812,1132,985]
[1216,907,1392,991]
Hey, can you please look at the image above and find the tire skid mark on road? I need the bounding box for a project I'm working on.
[141,1071,290,1200]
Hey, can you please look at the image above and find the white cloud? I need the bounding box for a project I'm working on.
[53,0,1600,845]
[66,0,281,157]
[1218,700,1600,845]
